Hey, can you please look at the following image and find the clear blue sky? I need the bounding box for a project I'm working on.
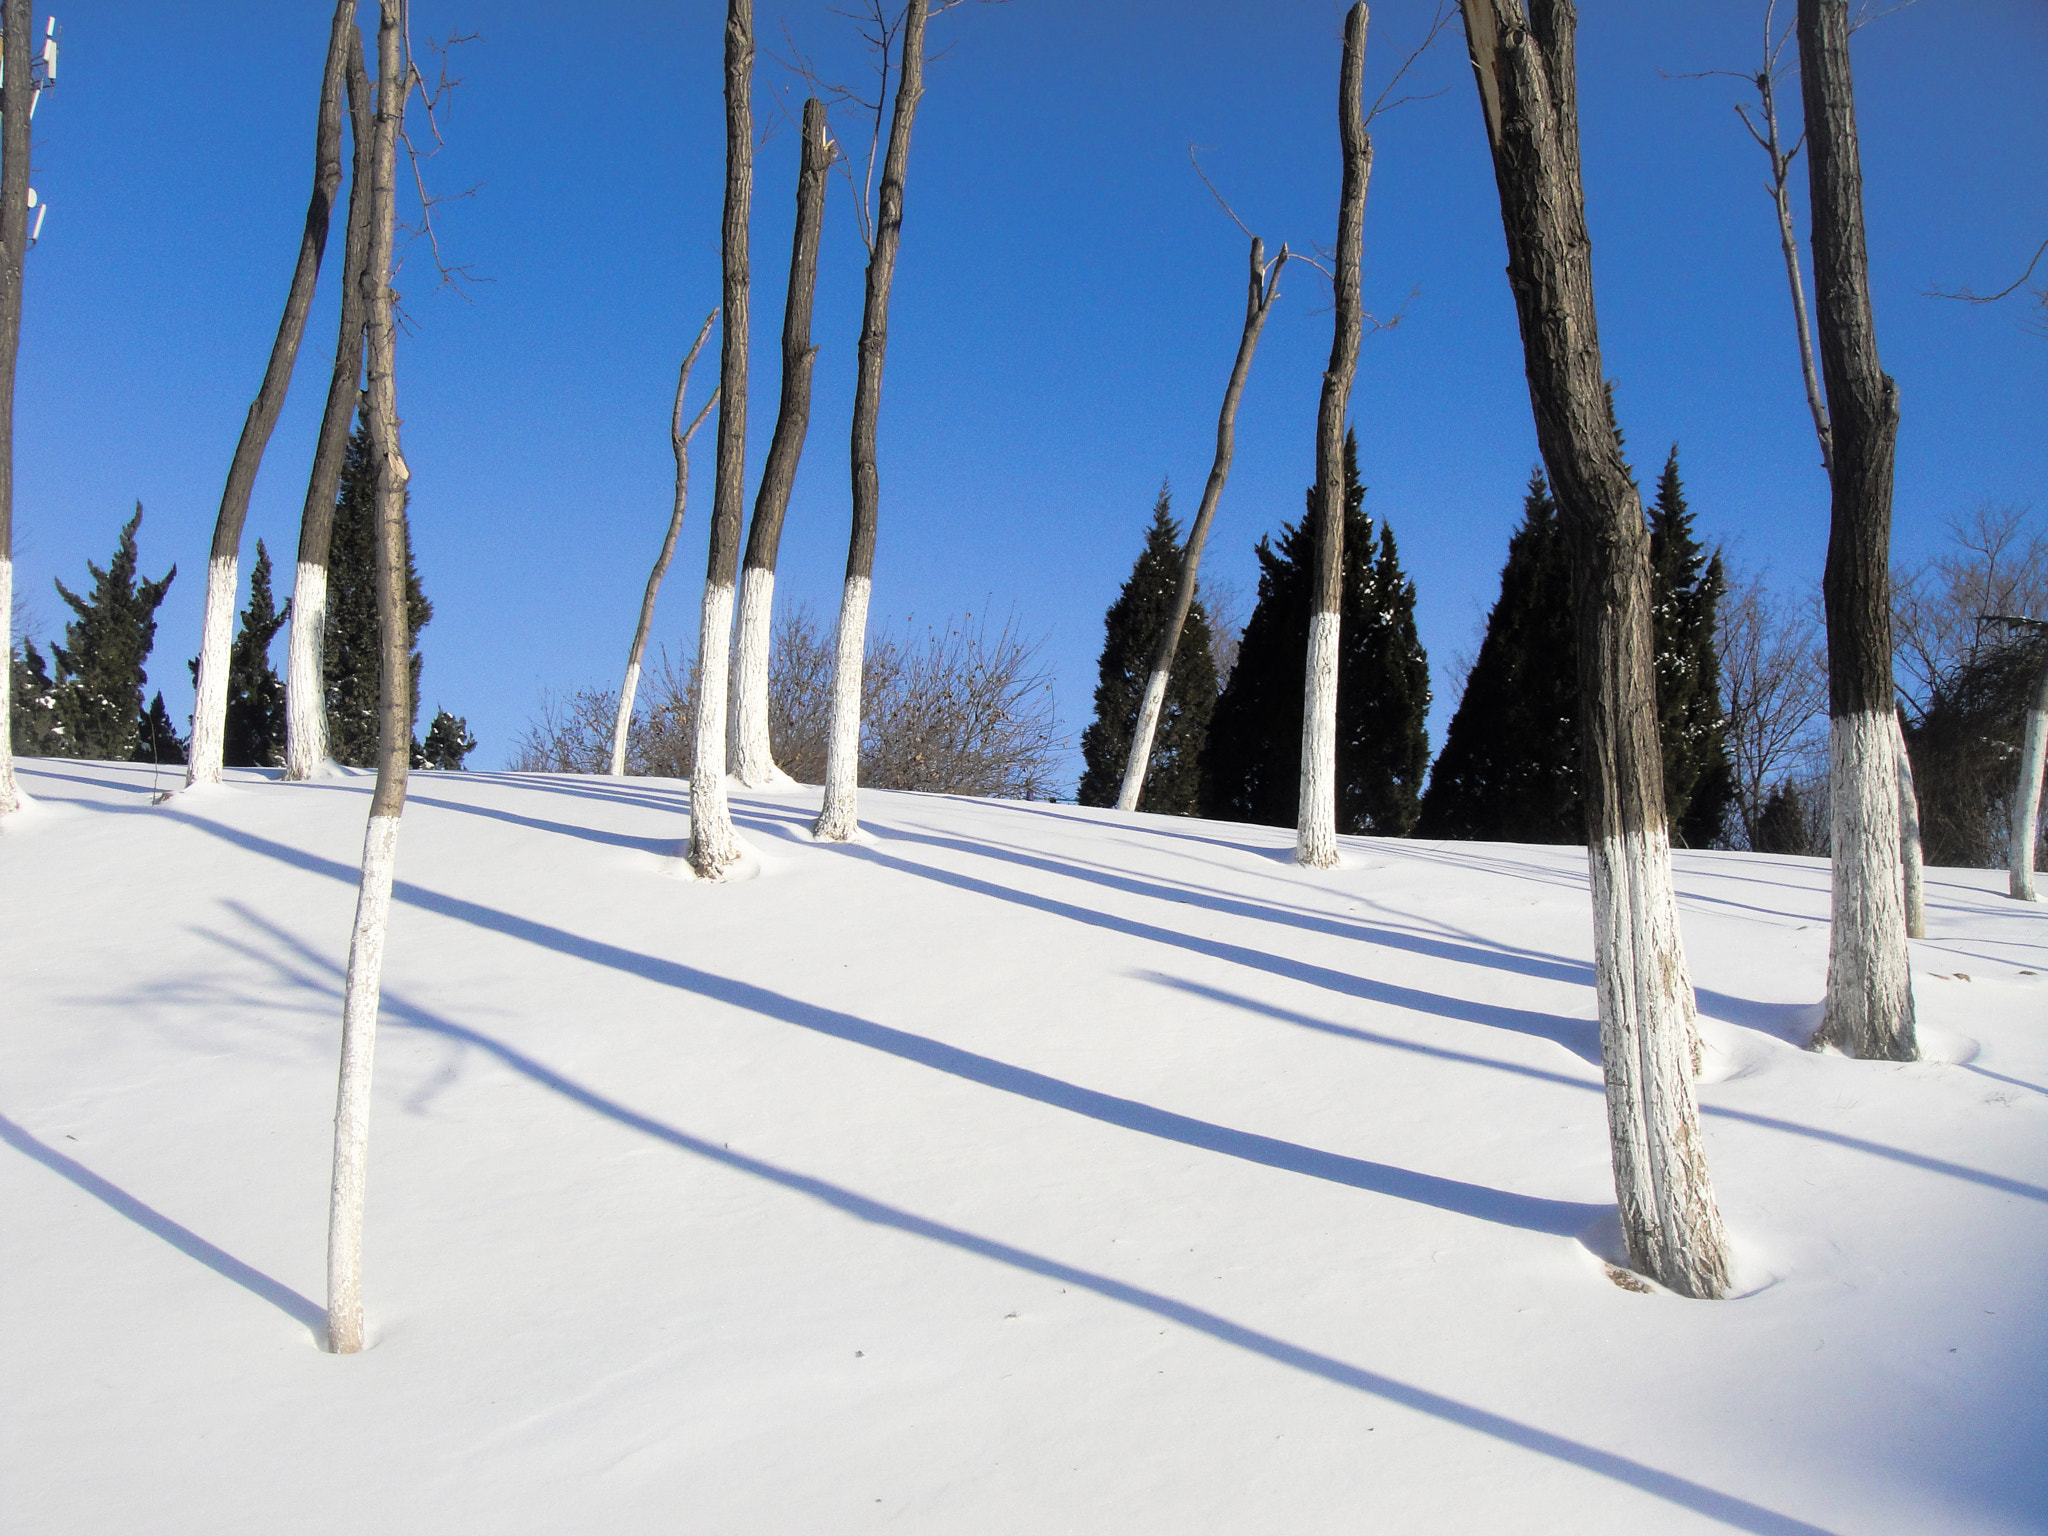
[10,2,2045,784]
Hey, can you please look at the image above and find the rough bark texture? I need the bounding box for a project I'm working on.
[1460,0,1729,1298]
[688,0,753,877]
[815,0,929,843]
[287,39,373,782]
[1799,0,1916,1061]
[327,0,406,1357]
[732,97,831,787]
[0,0,26,818]
[1896,712,1925,935]
[611,310,718,777]
[1295,1,1370,871]
[2011,648,2048,902]
[189,2,354,788]
[1118,236,1286,813]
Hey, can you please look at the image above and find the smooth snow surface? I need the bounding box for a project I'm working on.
[3,759,2046,1533]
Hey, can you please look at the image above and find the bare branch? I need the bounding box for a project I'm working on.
[1187,144,1257,243]
[1927,237,2048,305]
[1361,0,1455,128]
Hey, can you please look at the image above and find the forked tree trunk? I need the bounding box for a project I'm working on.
[2011,647,2048,902]
[687,0,754,877]
[814,0,929,843]
[1799,0,1916,1061]
[1896,711,1925,935]
[610,309,718,777]
[1295,1,1371,871]
[286,38,373,782]
[326,0,407,1357]
[188,2,355,788]
[731,96,831,788]
[1117,234,1286,813]
[1460,0,1730,1298]
[0,0,31,819]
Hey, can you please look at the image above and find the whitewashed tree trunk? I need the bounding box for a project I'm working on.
[0,551,14,818]
[189,3,354,787]
[727,565,788,783]
[610,311,718,778]
[287,35,373,782]
[1461,0,1730,1297]
[1118,234,1287,813]
[1896,713,1925,936]
[1295,3,1370,871]
[0,0,24,819]
[813,0,929,843]
[2010,647,2048,902]
[688,0,754,878]
[1823,712,1913,1052]
[326,0,408,1357]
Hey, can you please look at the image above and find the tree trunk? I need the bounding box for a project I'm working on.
[610,309,718,777]
[814,0,929,843]
[1798,0,1917,1061]
[2011,646,2048,901]
[326,0,407,1357]
[188,2,354,788]
[687,0,755,878]
[1896,711,1925,935]
[1460,0,1730,1299]
[1295,1,1371,871]
[286,38,373,782]
[1118,235,1286,814]
[731,97,831,788]
[0,0,31,819]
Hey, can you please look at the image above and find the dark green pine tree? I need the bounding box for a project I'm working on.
[1076,482,1219,814]
[419,708,478,770]
[139,692,188,766]
[325,421,432,768]
[188,539,291,768]
[9,639,59,755]
[1648,447,1736,847]
[1199,429,1430,833]
[44,504,177,762]
[1416,470,1581,842]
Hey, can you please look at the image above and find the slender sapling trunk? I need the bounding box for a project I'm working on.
[1896,711,1925,935]
[0,0,31,818]
[2011,645,2048,901]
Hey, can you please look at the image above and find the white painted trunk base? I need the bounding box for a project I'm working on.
[1117,667,1172,813]
[813,575,871,842]
[284,560,329,781]
[729,567,792,788]
[1895,714,1926,937]
[1821,711,1918,1059]
[326,810,401,1355]
[688,582,744,877]
[0,554,17,817]
[1294,609,1340,869]
[1587,824,1730,1299]
[609,660,643,778]
[185,555,240,787]
[2012,697,2047,903]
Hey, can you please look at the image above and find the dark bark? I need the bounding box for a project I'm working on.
[0,0,32,814]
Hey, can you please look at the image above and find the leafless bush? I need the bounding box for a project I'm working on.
[1197,575,1245,687]
[1892,503,2047,717]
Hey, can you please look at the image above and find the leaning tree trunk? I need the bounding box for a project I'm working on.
[1117,235,1287,813]
[326,0,407,1357]
[1896,712,1925,935]
[188,2,354,788]
[730,96,831,788]
[1295,1,1370,871]
[1799,0,1916,1061]
[814,0,929,843]
[286,37,373,782]
[2011,645,2048,902]
[610,310,718,777]
[0,0,31,820]
[687,0,755,877]
[1460,0,1730,1299]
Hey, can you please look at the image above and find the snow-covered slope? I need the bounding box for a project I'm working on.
[3,758,2043,1534]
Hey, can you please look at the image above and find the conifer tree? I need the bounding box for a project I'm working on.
[1649,447,1736,846]
[325,422,430,767]
[1201,429,1429,833]
[139,692,187,766]
[45,505,176,762]
[419,708,477,770]
[9,638,55,755]
[1077,483,1218,814]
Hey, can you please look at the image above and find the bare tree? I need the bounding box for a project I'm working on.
[610,309,718,776]
[1799,0,1916,1061]
[327,0,410,1356]
[1715,569,1827,847]
[0,0,38,818]
[1892,504,2048,715]
[815,0,930,842]
[187,4,356,788]
[1460,0,1730,1297]
[731,97,832,787]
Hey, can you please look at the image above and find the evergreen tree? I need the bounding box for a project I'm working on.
[419,708,478,771]
[1648,447,1736,846]
[325,421,431,768]
[139,692,188,766]
[44,504,177,762]
[189,540,291,768]
[1200,429,1430,833]
[1076,483,1219,813]
[1416,470,1581,842]
[9,640,58,755]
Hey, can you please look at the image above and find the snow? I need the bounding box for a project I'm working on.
[3,756,2045,1534]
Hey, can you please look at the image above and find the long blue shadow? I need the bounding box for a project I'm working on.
[0,1112,323,1333]
[405,793,681,857]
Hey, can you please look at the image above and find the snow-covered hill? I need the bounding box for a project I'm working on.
[3,758,2044,1534]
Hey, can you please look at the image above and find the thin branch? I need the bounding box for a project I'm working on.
[1927,238,2048,304]
[1361,0,1455,128]
[1188,144,1256,243]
